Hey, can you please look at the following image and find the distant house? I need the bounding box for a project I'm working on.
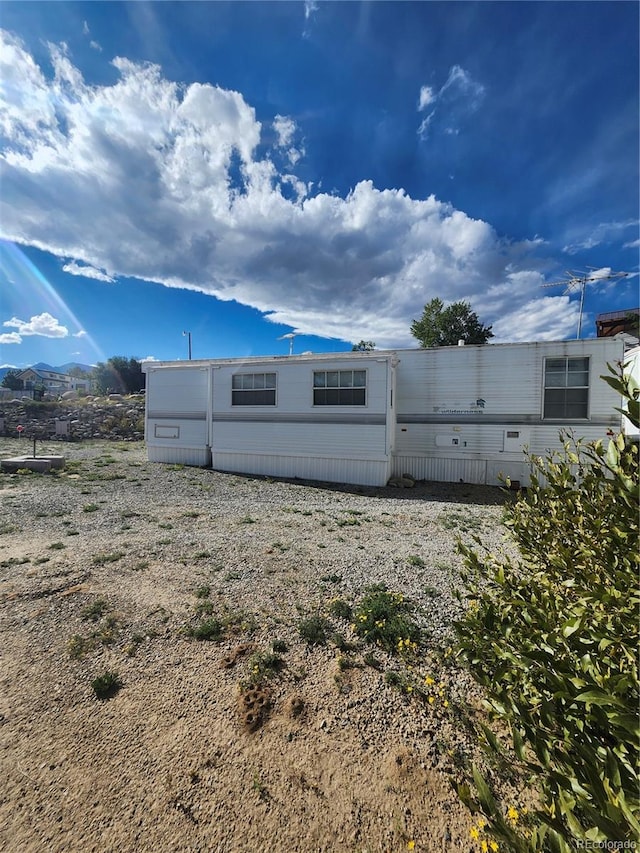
[596,308,639,339]
[17,368,71,395]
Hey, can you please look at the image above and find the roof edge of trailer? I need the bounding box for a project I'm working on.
[141,335,633,372]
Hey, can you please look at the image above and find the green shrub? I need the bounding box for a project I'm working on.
[298,615,331,646]
[91,670,122,700]
[454,364,639,849]
[186,617,223,641]
[352,584,420,654]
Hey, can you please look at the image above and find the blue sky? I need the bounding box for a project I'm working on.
[0,1,638,370]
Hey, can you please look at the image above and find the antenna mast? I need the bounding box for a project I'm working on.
[541,269,631,338]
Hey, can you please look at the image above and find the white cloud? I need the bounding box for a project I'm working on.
[0,332,22,344]
[418,86,435,111]
[82,21,90,36]
[624,238,640,249]
[74,330,88,338]
[3,312,69,338]
[273,115,305,167]
[63,260,115,282]
[0,32,577,347]
[417,64,485,141]
[90,40,102,53]
[304,1,318,21]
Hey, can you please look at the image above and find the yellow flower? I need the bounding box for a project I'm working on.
[428,696,435,704]
[470,827,479,840]
[507,806,519,824]
[443,700,449,708]
[481,841,488,853]
[489,842,499,852]
[424,675,435,686]
[406,686,413,693]
[407,842,415,851]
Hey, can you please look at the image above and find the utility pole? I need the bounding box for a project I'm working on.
[182,330,192,360]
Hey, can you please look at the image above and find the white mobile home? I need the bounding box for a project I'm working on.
[142,337,633,487]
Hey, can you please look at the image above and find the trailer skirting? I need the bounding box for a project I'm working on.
[211,451,390,487]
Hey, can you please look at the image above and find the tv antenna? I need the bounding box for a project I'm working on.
[277,332,297,355]
[541,268,631,339]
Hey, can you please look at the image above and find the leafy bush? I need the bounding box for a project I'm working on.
[455,364,639,849]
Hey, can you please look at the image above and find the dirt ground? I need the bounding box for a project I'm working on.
[0,439,515,853]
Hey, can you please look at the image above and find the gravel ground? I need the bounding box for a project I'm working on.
[0,438,518,853]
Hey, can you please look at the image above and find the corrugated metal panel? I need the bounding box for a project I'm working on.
[148,445,211,466]
[392,455,487,485]
[213,451,390,487]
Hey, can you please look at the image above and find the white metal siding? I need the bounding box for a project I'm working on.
[148,445,212,467]
[213,451,390,486]
[211,421,388,460]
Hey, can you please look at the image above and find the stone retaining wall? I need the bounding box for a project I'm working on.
[0,396,146,442]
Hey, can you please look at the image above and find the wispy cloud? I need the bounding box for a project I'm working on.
[563,219,640,254]
[0,32,575,346]
[63,261,115,283]
[417,65,485,140]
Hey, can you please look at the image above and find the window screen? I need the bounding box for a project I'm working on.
[313,370,366,406]
[232,373,276,405]
[543,357,589,419]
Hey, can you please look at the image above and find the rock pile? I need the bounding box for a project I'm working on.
[0,396,145,442]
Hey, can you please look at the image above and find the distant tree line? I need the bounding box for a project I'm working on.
[1,356,145,396]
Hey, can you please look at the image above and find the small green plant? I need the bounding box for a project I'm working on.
[186,617,223,641]
[81,598,109,622]
[238,515,256,524]
[92,551,125,565]
[194,599,215,615]
[407,554,425,568]
[91,670,122,700]
[328,598,352,620]
[321,573,343,584]
[298,615,331,646]
[247,650,285,684]
[194,585,211,599]
[352,585,420,654]
[271,638,288,654]
[82,503,99,513]
[68,634,92,659]
[132,560,149,572]
[48,541,66,550]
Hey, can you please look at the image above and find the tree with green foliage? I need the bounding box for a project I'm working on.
[92,357,144,395]
[351,340,376,351]
[411,298,494,347]
[454,362,639,850]
[1,369,23,391]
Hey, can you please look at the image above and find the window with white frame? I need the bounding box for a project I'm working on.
[543,357,589,419]
[232,372,276,405]
[313,369,366,406]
